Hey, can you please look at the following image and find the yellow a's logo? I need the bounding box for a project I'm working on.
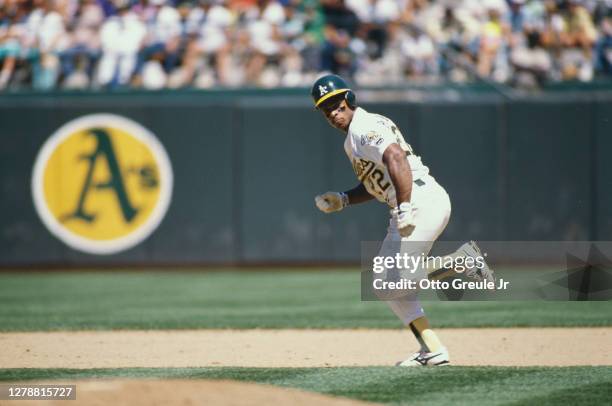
[32,114,173,254]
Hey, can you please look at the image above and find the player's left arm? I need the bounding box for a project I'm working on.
[383,143,416,237]
[344,183,374,205]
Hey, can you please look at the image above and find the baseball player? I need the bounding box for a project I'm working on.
[311,74,495,367]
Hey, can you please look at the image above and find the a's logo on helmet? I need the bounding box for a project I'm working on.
[318,85,328,96]
[32,114,173,255]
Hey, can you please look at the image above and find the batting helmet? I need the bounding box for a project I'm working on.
[310,74,356,109]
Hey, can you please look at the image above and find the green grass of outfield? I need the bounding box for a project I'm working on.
[1,367,611,405]
[0,270,610,331]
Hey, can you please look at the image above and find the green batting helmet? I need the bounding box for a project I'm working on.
[310,74,356,109]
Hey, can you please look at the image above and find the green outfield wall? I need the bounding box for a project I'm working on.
[0,88,609,266]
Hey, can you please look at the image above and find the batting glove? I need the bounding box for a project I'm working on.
[396,202,417,237]
[315,192,349,213]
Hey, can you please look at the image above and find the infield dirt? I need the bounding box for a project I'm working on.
[1,328,610,368]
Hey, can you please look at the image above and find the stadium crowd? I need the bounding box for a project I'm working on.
[1,0,612,90]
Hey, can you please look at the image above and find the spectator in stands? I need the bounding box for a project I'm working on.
[182,0,233,87]
[135,0,182,88]
[424,5,477,82]
[278,2,308,86]
[346,0,402,60]
[320,0,360,77]
[243,0,286,86]
[559,0,597,81]
[510,29,552,88]
[96,1,146,87]
[477,5,509,80]
[28,0,67,90]
[297,0,325,77]
[132,0,158,22]
[400,24,437,79]
[2,0,612,91]
[60,0,104,89]
[595,15,612,76]
[0,4,21,89]
[507,0,528,34]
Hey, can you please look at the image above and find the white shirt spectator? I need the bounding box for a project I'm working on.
[38,10,67,52]
[100,12,146,55]
[374,0,401,24]
[72,1,104,48]
[97,11,146,85]
[511,44,551,72]
[151,5,181,44]
[23,6,44,37]
[187,4,233,52]
[259,1,285,26]
[142,60,167,89]
[401,33,436,63]
[245,1,285,56]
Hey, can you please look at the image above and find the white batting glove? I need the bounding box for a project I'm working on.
[396,202,417,237]
[315,192,349,213]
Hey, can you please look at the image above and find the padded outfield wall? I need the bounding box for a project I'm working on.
[0,87,610,266]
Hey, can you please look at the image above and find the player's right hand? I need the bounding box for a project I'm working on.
[396,201,417,237]
[315,192,348,213]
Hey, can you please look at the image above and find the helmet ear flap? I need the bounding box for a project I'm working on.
[345,90,356,109]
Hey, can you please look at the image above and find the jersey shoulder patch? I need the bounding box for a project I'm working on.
[360,131,385,146]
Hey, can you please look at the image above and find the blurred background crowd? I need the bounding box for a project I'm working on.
[1,0,612,91]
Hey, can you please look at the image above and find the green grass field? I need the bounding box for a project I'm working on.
[1,270,611,405]
[1,367,611,405]
[0,270,610,330]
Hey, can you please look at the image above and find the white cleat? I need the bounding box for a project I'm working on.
[396,347,450,367]
[459,240,496,285]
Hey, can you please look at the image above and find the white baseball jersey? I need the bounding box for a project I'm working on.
[344,107,429,207]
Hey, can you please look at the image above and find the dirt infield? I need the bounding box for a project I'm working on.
[1,380,377,406]
[1,328,610,368]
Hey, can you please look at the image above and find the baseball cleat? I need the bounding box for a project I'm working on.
[396,347,450,367]
[459,241,496,286]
